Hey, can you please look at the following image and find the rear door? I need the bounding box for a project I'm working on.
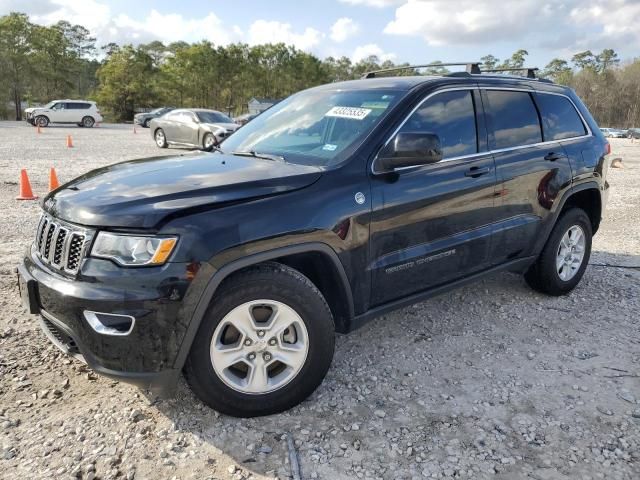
[482,88,574,263]
[369,88,498,306]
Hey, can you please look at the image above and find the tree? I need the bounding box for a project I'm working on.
[596,48,619,72]
[95,45,156,120]
[501,49,529,69]
[0,13,33,119]
[543,58,572,82]
[571,51,597,70]
[480,54,500,70]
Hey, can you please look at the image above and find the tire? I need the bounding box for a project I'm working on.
[77,123,84,128]
[202,132,215,152]
[155,128,168,148]
[82,116,95,128]
[525,208,592,296]
[143,119,151,128]
[184,262,335,417]
[35,115,49,127]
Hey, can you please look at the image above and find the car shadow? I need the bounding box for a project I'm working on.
[148,250,639,479]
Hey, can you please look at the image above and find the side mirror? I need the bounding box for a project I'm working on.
[376,132,443,172]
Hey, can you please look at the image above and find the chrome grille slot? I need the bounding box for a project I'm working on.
[33,214,92,275]
[66,234,85,271]
[51,228,68,266]
[42,222,56,259]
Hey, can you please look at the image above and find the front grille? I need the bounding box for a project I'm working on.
[35,214,92,274]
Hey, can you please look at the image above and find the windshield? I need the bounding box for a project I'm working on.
[197,111,233,124]
[150,107,165,114]
[43,101,56,109]
[220,88,404,167]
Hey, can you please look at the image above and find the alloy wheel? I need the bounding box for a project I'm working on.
[556,225,586,281]
[210,300,309,395]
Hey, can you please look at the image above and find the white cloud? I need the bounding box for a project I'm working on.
[247,20,323,50]
[30,0,111,33]
[330,17,359,43]
[352,43,396,62]
[339,0,403,7]
[112,10,236,45]
[383,0,640,53]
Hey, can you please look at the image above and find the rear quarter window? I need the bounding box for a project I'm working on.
[484,90,542,149]
[534,93,587,140]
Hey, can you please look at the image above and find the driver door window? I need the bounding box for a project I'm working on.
[399,90,478,159]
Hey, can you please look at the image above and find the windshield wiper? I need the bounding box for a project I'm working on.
[231,150,285,162]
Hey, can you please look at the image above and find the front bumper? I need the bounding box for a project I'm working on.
[18,246,194,396]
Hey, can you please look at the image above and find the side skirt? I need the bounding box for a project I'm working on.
[348,256,536,333]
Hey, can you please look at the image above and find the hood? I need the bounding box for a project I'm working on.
[204,122,240,132]
[43,152,322,229]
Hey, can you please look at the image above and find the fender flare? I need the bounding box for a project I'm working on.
[532,180,601,255]
[173,242,354,370]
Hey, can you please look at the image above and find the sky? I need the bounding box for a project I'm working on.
[3,0,640,68]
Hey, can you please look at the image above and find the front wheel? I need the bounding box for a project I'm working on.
[35,115,49,127]
[143,119,151,128]
[525,208,592,296]
[202,132,216,152]
[184,263,335,417]
[155,128,168,148]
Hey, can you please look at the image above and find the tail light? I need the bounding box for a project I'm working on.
[96,110,101,115]
[605,142,611,155]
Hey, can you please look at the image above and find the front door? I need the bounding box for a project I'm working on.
[369,88,498,307]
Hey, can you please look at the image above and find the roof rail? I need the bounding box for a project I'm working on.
[362,62,481,79]
[480,67,539,79]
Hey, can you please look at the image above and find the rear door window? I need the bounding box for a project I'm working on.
[484,90,542,149]
[535,94,587,140]
[399,89,478,159]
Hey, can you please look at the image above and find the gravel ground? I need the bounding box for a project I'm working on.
[0,121,638,480]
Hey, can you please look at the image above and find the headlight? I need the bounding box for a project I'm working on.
[91,232,178,266]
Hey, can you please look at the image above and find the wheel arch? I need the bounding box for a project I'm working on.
[173,242,354,370]
[533,182,602,255]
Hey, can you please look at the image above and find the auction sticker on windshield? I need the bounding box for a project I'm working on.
[326,106,372,120]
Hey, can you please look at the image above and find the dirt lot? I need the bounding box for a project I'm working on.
[0,121,638,480]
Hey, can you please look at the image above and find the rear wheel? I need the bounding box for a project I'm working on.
[525,208,592,295]
[184,263,335,417]
[155,128,168,148]
[35,116,49,127]
[82,116,95,128]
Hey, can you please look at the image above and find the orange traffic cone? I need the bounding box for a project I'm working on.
[66,135,73,148]
[133,126,137,134]
[16,169,38,200]
[49,167,60,191]
[36,125,41,134]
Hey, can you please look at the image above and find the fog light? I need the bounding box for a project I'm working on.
[83,311,135,336]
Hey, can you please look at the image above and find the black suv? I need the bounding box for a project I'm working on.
[17,63,610,417]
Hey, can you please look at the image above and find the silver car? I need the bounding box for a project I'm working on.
[150,109,240,151]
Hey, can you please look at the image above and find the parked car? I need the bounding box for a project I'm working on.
[234,113,258,126]
[600,127,626,138]
[150,109,240,151]
[134,107,174,128]
[18,63,610,417]
[25,100,103,128]
[627,128,640,139]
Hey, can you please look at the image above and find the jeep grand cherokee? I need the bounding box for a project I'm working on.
[17,63,610,417]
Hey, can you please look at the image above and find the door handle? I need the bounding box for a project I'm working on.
[544,152,567,162]
[464,166,490,177]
